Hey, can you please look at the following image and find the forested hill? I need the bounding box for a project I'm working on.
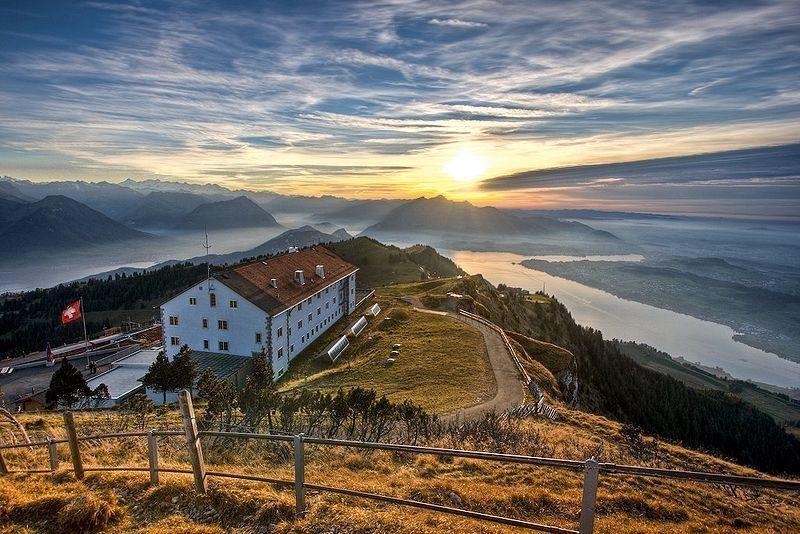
[0,263,209,358]
[0,237,462,358]
[442,275,800,475]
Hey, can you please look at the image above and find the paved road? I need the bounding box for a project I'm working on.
[403,296,525,421]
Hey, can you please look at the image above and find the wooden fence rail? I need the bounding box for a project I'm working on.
[0,391,798,534]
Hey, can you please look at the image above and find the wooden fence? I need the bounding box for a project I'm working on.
[1,390,799,534]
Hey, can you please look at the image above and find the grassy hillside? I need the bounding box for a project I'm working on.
[1,408,797,533]
[3,277,800,532]
[402,274,800,474]
[327,237,464,288]
[279,296,494,413]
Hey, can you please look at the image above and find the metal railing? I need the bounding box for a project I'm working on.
[1,390,798,534]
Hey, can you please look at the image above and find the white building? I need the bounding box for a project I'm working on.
[160,246,358,379]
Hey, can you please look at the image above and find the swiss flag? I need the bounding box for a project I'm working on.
[61,300,82,325]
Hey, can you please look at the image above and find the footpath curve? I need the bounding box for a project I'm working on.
[402,296,525,421]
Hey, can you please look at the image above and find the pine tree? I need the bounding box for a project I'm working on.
[142,351,173,405]
[238,349,278,430]
[171,345,197,394]
[45,359,90,408]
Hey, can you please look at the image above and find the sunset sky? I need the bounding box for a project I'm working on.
[1,1,799,216]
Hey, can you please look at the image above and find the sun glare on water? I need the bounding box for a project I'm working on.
[444,148,489,183]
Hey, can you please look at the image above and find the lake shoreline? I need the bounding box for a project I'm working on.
[446,249,800,389]
[518,257,799,365]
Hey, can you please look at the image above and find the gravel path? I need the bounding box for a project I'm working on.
[402,296,525,421]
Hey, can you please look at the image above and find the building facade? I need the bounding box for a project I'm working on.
[160,246,358,379]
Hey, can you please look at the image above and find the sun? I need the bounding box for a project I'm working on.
[443,148,489,183]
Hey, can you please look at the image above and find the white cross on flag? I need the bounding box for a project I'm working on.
[60,299,82,325]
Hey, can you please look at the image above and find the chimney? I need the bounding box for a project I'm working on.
[316,264,325,278]
[294,270,305,285]
[270,278,277,289]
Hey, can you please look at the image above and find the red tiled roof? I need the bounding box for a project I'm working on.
[214,246,357,315]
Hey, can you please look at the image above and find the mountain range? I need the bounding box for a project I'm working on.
[176,195,283,230]
[362,195,616,238]
[0,195,151,256]
[315,198,406,224]
[122,191,210,228]
[1,177,623,260]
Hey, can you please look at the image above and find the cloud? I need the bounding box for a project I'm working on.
[689,78,731,96]
[428,17,487,28]
[0,0,798,214]
[480,143,800,191]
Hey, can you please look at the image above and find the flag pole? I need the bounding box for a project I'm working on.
[80,296,90,368]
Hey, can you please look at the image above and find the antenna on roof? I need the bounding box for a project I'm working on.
[203,226,212,282]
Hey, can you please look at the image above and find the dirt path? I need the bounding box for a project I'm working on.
[402,296,525,421]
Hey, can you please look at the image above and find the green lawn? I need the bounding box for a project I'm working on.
[280,299,495,413]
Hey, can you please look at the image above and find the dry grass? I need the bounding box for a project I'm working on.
[1,407,799,533]
[280,300,495,413]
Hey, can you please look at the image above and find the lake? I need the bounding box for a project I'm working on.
[446,249,800,389]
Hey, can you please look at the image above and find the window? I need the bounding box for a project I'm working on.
[202,318,208,328]
[316,293,320,300]
[210,293,216,307]
[317,307,321,316]
[169,315,179,326]
[326,302,329,310]
[203,339,209,349]
[218,341,229,351]
[307,297,312,304]
[333,297,336,304]
[229,300,238,308]
[290,344,295,354]
[218,320,228,330]
[308,313,312,322]
[278,348,283,358]
[288,327,292,336]
[325,288,329,294]
[255,332,262,343]
[277,327,283,337]
[298,320,303,329]
[170,336,180,346]
[297,303,302,311]
[189,297,197,305]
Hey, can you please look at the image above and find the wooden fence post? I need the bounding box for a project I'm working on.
[294,433,306,514]
[63,411,84,479]
[48,438,59,471]
[579,457,599,534]
[147,430,159,485]
[178,390,207,494]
